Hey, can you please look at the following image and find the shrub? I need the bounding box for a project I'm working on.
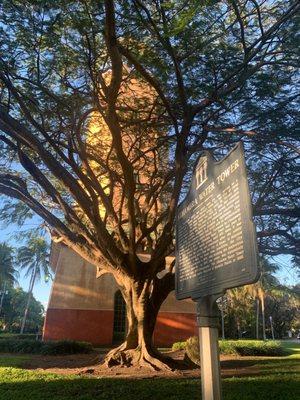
[0,333,38,340]
[0,339,43,354]
[226,340,285,356]
[0,339,93,355]
[218,340,236,355]
[185,336,201,365]
[41,340,93,355]
[172,341,187,351]
[185,337,285,365]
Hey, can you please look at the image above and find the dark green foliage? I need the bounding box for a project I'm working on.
[220,258,299,340]
[41,340,94,355]
[184,337,285,365]
[0,287,44,333]
[219,340,285,356]
[264,292,299,339]
[0,339,93,355]
[0,243,18,287]
[0,333,38,340]
[0,339,43,354]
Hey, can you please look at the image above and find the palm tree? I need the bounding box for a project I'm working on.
[249,258,279,339]
[17,237,50,334]
[0,243,18,315]
[259,258,279,340]
[226,286,253,338]
[225,258,285,339]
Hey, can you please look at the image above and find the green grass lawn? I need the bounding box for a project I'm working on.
[0,341,299,400]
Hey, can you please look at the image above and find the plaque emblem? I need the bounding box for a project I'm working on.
[196,157,208,189]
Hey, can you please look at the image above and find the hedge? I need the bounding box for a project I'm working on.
[172,337,285,365]
[0,339,94,355]
[218,339,285,356]
[0,333,38,340]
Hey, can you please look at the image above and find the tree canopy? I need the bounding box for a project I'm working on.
[0,0,299,368]
[223,258,299,339]
[0,286,44,333]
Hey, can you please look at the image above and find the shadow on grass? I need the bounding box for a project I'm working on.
[0,352,102,370]
[0,351,195,372]
[0,355,30,368]
[0,373,299,400]
[0,353,297,381]
[221,357,299,372]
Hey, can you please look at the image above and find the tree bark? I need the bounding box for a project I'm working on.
[256,298,260,339]
[0,281,6,315]
[104,269,175,370]
[260,291,266,340]
[237,318,241,339]
[220,296,225,340]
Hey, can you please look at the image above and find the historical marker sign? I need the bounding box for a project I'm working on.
[175,142,259,300]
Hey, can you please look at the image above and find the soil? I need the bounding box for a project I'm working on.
[19,349,262,379]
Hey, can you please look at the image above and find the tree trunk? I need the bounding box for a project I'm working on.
[256,298,260,339]
[270,316,275,340]
[104,269,175,370]
[20,265,37,334]
[261,291,266,340]
[0,281,6,315]
[237,318,241,339]
[221,296,225,340]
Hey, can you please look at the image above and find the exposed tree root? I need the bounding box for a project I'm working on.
[104,344,175,371]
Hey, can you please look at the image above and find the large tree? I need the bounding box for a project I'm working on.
[0,0,299,369]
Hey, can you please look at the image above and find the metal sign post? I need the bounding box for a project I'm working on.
[197,295,223,400]
[175,143,259,400]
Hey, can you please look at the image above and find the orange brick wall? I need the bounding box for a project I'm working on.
[43,308,196,347]
[43,308,114,345]
[154,312,197,347]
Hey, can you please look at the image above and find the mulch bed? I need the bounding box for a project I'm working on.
[19,349,262,379]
